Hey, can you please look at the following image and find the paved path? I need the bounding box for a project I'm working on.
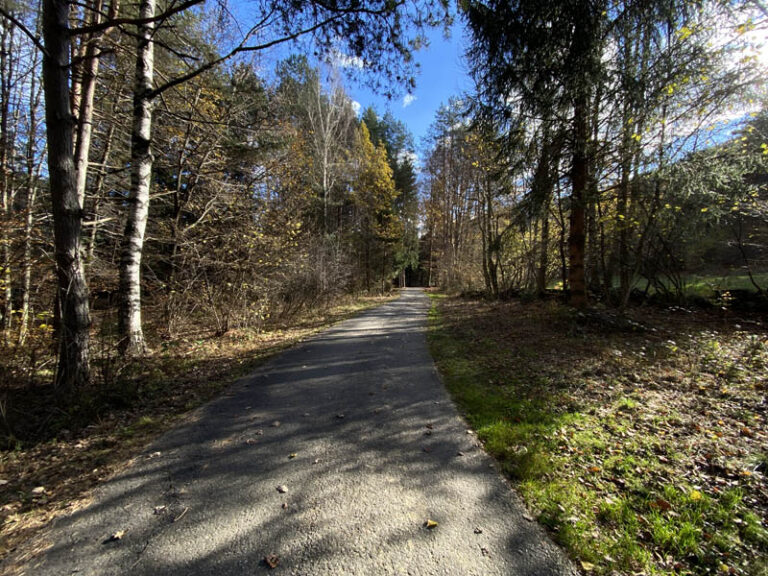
[29,288,575,576]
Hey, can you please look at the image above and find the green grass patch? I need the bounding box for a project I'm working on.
[427,293,768,576]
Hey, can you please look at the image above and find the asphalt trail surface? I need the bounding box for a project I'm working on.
[29,288,575,576]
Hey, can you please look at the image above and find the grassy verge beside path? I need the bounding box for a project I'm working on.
[0,294,393,566]
[428,293,768,576]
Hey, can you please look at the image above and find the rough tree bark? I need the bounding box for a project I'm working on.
[42,0,91,389]
[566,6,601,309]
[118,0,155,355]
[568,90,589,308]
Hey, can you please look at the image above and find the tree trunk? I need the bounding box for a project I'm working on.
[74,0,119,209]
[596,194,611,300]
[537,194,550,296]
[19,183,37,346]
[617,145,631,304]
[19,46,43,346]
[568,90,589,308]
[479,180,492,294]
[42,0,91,389]
[86,119,116,262]
[533,130,553,296]
[118,0,155,355]
[556,180,568,294]
[617,24,636,307]
[1,20,14,339]
[427,231,433,287]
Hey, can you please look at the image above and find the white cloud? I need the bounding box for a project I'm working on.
[402,94,417,108]
[351,100,361,115]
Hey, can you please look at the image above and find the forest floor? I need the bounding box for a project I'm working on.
[0,294,392,566]
[428,294,768,576]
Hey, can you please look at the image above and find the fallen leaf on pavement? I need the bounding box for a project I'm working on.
[105,530,125,543]
[424,519,438,529]
[264,554,279,569]
[277,485,288,493]
[288,453,297,459]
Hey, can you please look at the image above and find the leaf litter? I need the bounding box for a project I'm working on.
[431,296,768,576]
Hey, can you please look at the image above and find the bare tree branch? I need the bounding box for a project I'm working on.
[0,8,48,57]
[149,12,344,99]
[70,0,204,35]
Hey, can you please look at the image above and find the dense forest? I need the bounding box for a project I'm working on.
[422,2,767,305]
[0,0,432,397]
[1,0,765,402]
[0,0,767,573]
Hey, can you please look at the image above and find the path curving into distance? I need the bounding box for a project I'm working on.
[28,288,576,576]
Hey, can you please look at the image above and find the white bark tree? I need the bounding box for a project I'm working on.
[118,0,155,355]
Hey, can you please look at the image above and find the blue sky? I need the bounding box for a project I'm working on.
[344,21,473,148]
[230,2,473,149]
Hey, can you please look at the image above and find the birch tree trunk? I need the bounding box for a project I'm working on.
[19,43,43,345]
[19,182,38,346]
[118,0,155,355]
[1,19,14,339]
[42,0,91,389]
